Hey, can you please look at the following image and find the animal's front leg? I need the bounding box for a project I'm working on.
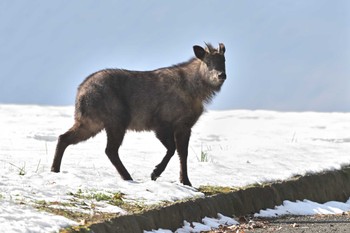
[151,128,176,181]
[175,128,192,186]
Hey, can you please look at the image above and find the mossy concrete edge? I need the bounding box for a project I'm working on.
[87,166,350,233]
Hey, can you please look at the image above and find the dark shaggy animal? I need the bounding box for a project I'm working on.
[51,43,226,186]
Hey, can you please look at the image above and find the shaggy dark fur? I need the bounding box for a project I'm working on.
[51,43,226,186]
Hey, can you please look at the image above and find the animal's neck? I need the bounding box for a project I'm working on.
[182,59,220,104]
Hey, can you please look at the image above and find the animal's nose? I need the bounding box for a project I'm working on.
[218,73,226,80]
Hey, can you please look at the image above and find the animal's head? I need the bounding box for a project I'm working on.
[193,43,226,88]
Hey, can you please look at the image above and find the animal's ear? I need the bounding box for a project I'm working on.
[193,45,206,60]
[219,43,226,54]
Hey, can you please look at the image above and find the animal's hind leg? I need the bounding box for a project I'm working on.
[51,122,101,172]
[151,128,176,181]
[105,126,132,181]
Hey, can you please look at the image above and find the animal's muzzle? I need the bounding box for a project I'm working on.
[218,73,227,80]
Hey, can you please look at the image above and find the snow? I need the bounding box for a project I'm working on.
[0,201,76,233]
[0,104,350,232]
[145,214,239,233]
[255,198,350,217]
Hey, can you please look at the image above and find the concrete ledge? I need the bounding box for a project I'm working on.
[87,166,350,233]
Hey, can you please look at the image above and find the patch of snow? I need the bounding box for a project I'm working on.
[146,229,172,233]
[191,222,211,232]
[255,198,350,217]
[217,213,239,225]
[145,213,238,233]
[0,200,76,233]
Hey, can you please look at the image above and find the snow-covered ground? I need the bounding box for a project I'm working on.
[0,104,350,232]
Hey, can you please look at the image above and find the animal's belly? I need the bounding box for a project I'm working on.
[127,112,153,131]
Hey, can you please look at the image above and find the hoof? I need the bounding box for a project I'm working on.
[51,167,60,173]
[183,182,192,187]
[151,172,159,181]
[121,176,133,181]
[181,179,192,187]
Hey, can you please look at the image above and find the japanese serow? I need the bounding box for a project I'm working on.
[51,43,226,186]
